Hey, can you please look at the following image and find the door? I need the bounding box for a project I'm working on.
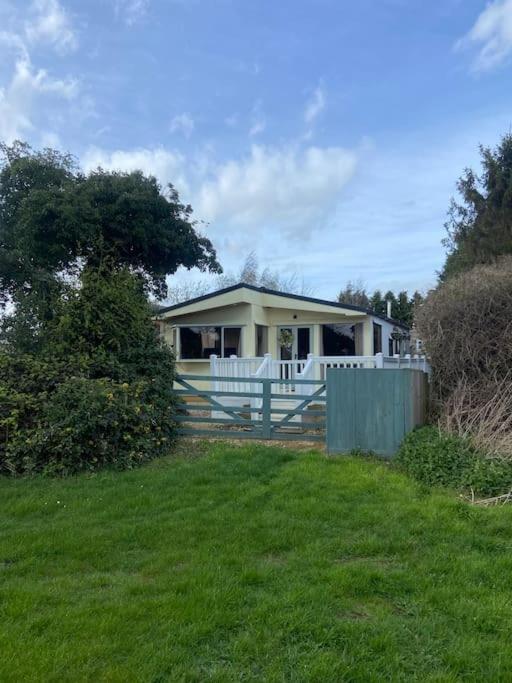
[279,327,311,360]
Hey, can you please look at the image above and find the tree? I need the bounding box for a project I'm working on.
[0,142,221,309]
[369,290,386,317]
[337,279,370,308]
[442,133,512,280]
[166,251,314,304]
[0,141,222,475]
[336,280,423,326]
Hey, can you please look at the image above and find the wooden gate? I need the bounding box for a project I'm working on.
[174,374,326,442]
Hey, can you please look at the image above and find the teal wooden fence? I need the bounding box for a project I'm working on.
[175,374,326,442]
[326,368,428,457]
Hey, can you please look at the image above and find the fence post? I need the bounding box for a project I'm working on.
[375,352,384,368]
[261,379,272,439]
[210,354,218,392]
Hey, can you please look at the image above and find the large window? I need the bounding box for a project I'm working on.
[373,322,382,354]
[179,326,241,359]
[322,324,363,356]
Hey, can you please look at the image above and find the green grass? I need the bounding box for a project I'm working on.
[2,442,512,682]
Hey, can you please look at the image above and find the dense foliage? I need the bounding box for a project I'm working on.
[396,427,512,496]
[0,142,220,303]
[415,258,512,402]
[442,133,512,280]
[0,142,219,475]
[0,269,176,475]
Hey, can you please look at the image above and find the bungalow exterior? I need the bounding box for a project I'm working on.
[156,283,412,383]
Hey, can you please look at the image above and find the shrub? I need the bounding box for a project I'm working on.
[415,258,512,402]
[396,426,512,496]
[0,269,177,476]
[2,376,175,476]
[440,377,512,460]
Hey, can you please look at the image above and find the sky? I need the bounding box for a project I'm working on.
[1,0,512,300]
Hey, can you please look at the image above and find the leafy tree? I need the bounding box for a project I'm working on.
[0,141,221,475]
[442,133,512,280]
[0,142,221,311]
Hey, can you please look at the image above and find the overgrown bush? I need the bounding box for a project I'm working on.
[415,258,512,403]
[396,427,512,496]
[1,369,175,475]
[0,269,176,476]
[440,377,512,460]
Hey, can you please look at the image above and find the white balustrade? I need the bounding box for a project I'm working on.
[211,352,431,397]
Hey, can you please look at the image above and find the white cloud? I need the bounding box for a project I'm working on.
[169,112,195,137]
[82,146,190,195]
[0,1,79,144]
[115,0,150,26]
[457,0,512,71]
[25,0,77,54]
[80,141,358,240]
[196,143,357,237]
[304,85,325,124]
[0,55,78,143]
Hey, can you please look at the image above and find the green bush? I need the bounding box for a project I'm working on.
[0,268,177,476]
[396,426,512,496]
[3,376,174,476]
[0,356,176,476]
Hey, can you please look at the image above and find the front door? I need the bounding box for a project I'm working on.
[279,327,311,360]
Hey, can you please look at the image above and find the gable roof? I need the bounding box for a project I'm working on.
[156,283,409,329]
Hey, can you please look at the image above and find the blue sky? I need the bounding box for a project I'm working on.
[1,0,512,299]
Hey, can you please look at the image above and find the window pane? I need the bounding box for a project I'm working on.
[223,327,241,357]
[256,325,268,356]
[180,326,221,359]
[322,324,361,356]
[373,323,382,354]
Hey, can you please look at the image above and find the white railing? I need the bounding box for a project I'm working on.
[210,355,263,394]
[383,354,431,375]
[312,354,383,380]
[269,359,308,394]
[210,352,431,394]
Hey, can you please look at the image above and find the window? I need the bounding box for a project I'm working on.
[389,337,400,356]
[255,325,268,356]
[373,323,382,354]
[322,324,363,356]
[179,326,241,359]
[223,327,242,357]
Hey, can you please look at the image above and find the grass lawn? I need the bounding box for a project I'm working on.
[2,442,512,682]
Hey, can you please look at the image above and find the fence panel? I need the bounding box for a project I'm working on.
[326,369,428,457]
